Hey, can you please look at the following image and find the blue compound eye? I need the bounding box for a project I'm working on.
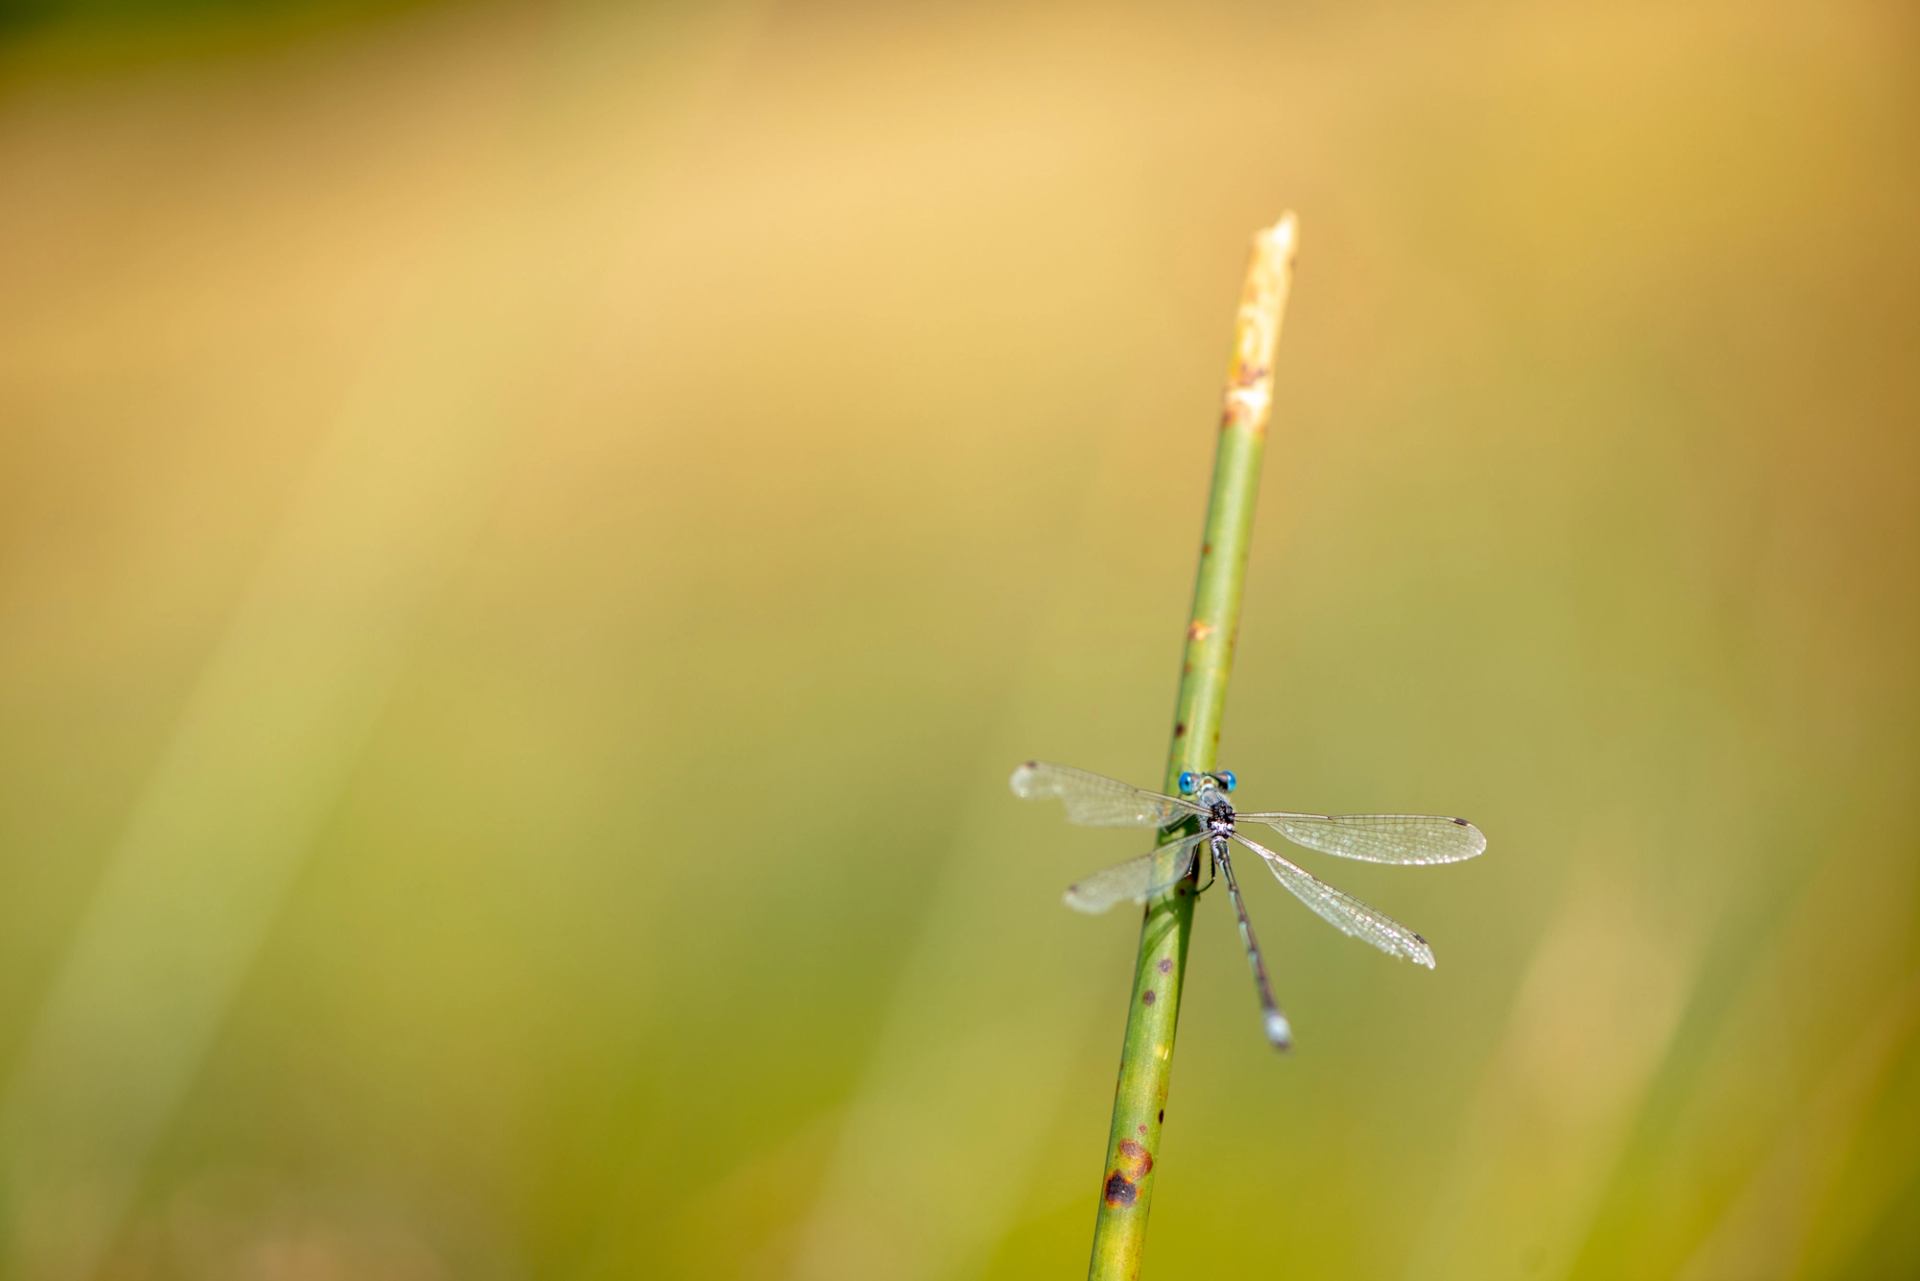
[1177,771,1197,794]
[1217,770,1237,792]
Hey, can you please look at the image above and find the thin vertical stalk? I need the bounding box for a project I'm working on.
[1086,213,1299,1281]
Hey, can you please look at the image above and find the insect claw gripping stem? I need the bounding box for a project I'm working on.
[1085,214,1298,1281]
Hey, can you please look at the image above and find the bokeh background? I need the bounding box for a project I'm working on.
[2,1,1917,1277]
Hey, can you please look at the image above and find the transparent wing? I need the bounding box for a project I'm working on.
[1234,811,1486,865]
[1010,760,1201,827]
[1233,834,1436,968]
[1063,833,1206,914]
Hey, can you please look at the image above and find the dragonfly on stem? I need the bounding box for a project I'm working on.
[1009,760,1486,1050]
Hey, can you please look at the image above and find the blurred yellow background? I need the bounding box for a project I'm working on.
[2,1,1916,1277]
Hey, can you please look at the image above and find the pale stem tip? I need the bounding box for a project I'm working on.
[1258,211,1299,259]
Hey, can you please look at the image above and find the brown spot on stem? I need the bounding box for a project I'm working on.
[1202,542,1212,555]
[1116,1139,1154,1180]
[1137,1123,1148,1137]
[1174,722,1186,738]
[1157,958,1173,974]
[1142,989,1157,1005]
[1158,1109,1165,1123]
[1103,1172,1137,1206]
[1188,620,1216,642]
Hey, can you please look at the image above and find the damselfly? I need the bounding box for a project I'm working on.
[1009,760,1485,1049]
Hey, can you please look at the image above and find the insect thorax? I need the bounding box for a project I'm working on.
[1206,802,1235,837]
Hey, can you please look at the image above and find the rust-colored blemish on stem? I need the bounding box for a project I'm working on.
[1116,1139,1154,1179]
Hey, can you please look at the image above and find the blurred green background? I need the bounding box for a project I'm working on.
[2,1,1917,1277]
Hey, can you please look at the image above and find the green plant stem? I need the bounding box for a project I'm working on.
[1086,213,1298,1281]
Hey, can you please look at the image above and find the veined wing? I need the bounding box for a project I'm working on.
[1233,834,1436,968]
[1010,761,1201,827]
[1234,811,1486,865]
[1064,834,1206,914]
